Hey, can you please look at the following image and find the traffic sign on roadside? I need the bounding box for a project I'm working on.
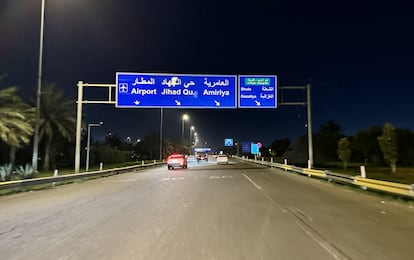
[238,75,277,108]
[116,72,237,108]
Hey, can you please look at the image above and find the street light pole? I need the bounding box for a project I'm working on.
[189,126,194,155]
[32,0,46,171]
[189,126,194,146]
[86,122,103,171]
[193,132,198,147]
[181,114,189,143]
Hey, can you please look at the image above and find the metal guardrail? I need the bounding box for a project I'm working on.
[353,176,414,197]
[325,171,355,184]
[0,161,164,191]
[237,157,414,199]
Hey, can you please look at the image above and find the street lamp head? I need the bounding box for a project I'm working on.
[89,122,103,127]
[182,114,189,121]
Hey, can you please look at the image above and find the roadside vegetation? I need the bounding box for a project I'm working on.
[0,79,188,182]
[258,121,414,185]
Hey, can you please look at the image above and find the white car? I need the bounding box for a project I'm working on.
[216,154,228,165]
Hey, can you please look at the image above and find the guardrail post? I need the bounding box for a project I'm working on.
[271,157,273,164]
[360,166,367,190]
[307,160,311,169]
[360,166,366,178]
[99,162,103,171]
[261,157,264,162]
[153,159,156,164]
[52,169,58,187]
[284,159,288,165]
[142,160,145,165]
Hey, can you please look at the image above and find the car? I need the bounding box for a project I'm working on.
[216,154,228,165]
[196,154,208,162]
[167,153,188,170]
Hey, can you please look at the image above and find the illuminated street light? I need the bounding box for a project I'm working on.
[193,132,199,147]
[86,121,103,171]
[181,114,189,143]
[189,126,195,145]
[32,0,46,171]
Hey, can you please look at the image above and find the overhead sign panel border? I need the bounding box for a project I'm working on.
[116,72,237,109]
[238,75,278,109]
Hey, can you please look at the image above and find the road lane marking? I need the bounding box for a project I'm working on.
[242,173,262,190]
[240,173,349,260]
[295,220,346,260]
[209,175,233,179]
[160,177,185,181]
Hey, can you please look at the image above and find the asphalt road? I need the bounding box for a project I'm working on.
[1,158,413,260]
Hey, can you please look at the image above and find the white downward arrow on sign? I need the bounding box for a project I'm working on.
[134,100,140,105]
[214,100,221,106]
[175,100,181,106]
[255,100,261,106]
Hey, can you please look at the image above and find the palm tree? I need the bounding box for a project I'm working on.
[39,84,76,171]
[0,86,34,165]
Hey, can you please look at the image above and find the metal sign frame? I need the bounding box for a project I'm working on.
[238,75,277,108]
[116,72,237,109]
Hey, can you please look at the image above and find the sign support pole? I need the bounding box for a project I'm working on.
[159,108,163,161]
[75,81,83,173]
[75,81,116,173]
[307,83,314,168]
[279,84,314,168]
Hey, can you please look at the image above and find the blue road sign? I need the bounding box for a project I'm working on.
[251,143,260,155]
[224,138,233,147]
[242,142,252,153]
[116,72,237,108]
[238,75,277,108]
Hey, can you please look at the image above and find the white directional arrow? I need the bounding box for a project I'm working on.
[175,100,181,106]
[255,100,261,106]
[134,100,141,105]
[214,100,221,106]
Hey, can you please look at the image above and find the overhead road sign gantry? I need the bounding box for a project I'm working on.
[116,72,237,108]
[238,75,277,108]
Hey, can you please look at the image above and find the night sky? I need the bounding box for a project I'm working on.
[1,0,413,149]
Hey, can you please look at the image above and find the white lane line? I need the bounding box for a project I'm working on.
[242,173,262,190]
[295,221,344,260]
[241,174,347,260]
[161,177,185,181]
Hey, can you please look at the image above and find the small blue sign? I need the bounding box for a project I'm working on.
[242,142,252,153]
[238,75,277,108]
[116,72,237,108]
[224,138,233,147]
[251,143,260,155]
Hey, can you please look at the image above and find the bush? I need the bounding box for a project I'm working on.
[15,164,35,179]
[0,164,14,181]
